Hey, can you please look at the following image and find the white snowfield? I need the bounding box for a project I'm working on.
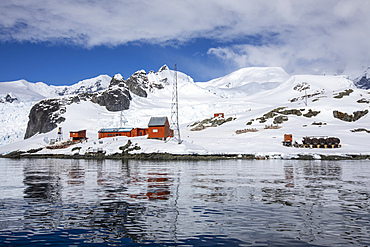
[0,66,369,158]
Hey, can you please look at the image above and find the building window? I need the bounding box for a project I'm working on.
[153,129,158,133]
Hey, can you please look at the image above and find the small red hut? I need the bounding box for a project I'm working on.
[214,113,224,118]
[70,130,87,141]
[148,117,173,140]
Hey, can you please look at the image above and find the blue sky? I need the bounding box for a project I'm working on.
[0,38,237,85]
[1,0,370,86]
[0,39,224,85]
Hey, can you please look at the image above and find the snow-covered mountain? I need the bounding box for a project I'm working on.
[0,75,111,103]
[50,75,111,96]
[196,67,290,98]
[0,75,111,145]
[0,80,54,102]
[0,65,369,158]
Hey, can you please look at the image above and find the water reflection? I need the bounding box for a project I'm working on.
[284,163,294,188]
[0,158,369,246]
[23,159,62,202]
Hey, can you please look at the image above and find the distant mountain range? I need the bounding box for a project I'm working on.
[0,75,111,103]
[0,65,368,103]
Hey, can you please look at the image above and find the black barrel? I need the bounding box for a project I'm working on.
[312,138,319,145]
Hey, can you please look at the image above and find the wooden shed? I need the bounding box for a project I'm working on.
[70,130,87,141]
[98,127,148,139]
[148,117,173,140]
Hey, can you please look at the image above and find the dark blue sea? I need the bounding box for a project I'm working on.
[1,158,369,246]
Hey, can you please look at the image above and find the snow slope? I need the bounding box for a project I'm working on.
[0,66,369,158]
[0,75,111,146]
[196,67,290,98]
[0,80,52,102]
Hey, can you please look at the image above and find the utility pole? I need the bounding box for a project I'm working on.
[304,89,307,106]
[120,111,126,127]
[170,64,181,144]
[56,126,63,142]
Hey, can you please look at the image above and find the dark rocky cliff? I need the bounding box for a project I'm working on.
[24,99,66,139]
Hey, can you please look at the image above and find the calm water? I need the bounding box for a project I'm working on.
[0,158,369,246]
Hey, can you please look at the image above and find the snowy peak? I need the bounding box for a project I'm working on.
[158,64,169,72]
[123,65,197,98]
[0,75,112,103]
[51,74,111,96]
[205,67,290,88]
[354,67,370,89]
[112,74,124,82]
[0,80,53,102]
[195,67,290,98]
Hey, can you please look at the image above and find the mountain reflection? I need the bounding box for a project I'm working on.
[23,160,62,202]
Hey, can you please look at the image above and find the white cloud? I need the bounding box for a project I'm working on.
[1,0,370,77]
[207,0,370,78]
[0,0,244,46]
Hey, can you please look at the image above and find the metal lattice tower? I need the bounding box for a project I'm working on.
[170,64,181,144]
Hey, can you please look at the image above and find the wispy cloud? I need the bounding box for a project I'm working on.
[1,0,369,77]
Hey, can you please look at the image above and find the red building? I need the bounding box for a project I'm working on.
[98,127,148,139]
[70,130,87,141]
[147,117,173,140]
[214,113,224,118]
[131,128,148,137]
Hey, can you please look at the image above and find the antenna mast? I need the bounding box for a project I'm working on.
[170,64,181,144]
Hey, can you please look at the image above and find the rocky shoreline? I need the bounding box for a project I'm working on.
[1,151,370,160]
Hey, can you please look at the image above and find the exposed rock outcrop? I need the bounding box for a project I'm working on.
[189,116,236,131]
[125,70,148,97]
[124,67,168,97]
[91,87,131,112]
[333,110,368,122]
[354,67,370,89]
[0,94,18,103]
[24,99,66,139]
